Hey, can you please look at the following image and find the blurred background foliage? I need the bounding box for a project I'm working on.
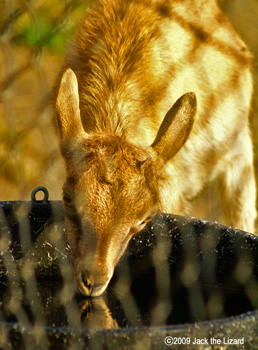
[0,0,92,200]
[0,0,258,226]
[1,0,88,52]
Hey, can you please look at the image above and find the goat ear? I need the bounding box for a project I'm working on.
[56,68,85,140]
[151,92,197,163]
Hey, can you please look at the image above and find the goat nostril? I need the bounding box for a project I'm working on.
[81,270,92,289]
[80,269,108,295]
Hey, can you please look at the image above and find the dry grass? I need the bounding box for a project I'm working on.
[0,0,91,200]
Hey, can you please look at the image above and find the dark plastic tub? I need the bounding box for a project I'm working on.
[1,191,258,349]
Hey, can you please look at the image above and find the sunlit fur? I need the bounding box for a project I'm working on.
[55,0,257,296]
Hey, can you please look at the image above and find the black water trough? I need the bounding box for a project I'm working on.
[1,188,258,349]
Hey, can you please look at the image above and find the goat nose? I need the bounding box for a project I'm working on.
[81,270,92,290]
[80,270,107,296]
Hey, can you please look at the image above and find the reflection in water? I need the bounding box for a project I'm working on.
[79,298,119,329]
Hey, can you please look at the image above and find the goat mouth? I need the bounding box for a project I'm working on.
[76,272,111,297]
[77,280,110,297]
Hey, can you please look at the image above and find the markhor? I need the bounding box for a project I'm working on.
[223,338,244,345]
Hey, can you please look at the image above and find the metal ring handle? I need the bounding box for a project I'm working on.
[31,186,49,203]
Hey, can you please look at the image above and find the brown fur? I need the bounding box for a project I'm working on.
[54,0,257,296]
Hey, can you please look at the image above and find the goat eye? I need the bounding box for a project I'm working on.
[139,216,152,226]
[63,193,73,207]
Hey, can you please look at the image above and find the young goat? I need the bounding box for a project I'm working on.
[55,0,257,296]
